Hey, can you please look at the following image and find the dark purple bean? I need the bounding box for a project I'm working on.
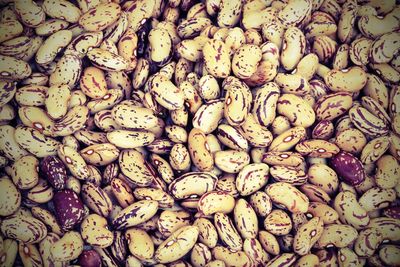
[383,206,400,219]
[40,156,67,190]
[330,151,366,186]
[79,250,102,267]
[53,189,85,231]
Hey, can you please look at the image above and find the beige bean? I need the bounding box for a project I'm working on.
[193,218,218,249]
[266,182,309,213]
[51,231,83,262]
[0,55,31,80]
[333,191,370,229]
[307,164,338,195]
[214,150,250,173]
[375,155,400,189]
[264,209,292,236]
[81,214,113,248]
[1,214,47,244]
[270,165,308,185]
[191,243,212,267]
[203,39,231,78]
[81,182,113,217]
[307,202,339,224]
[45,84,71,120]
[119,149,155,186]
[193,99,225,134]
[315,224,358,248]
[15,126,60,158]
[214,212,243,250]
[112,200,159,230]
[0,176,21,216]
[233,198,258,239]
[293,217,324,255]
[198,191,235,215]
[134,188,174,209]
[277,94,315,128]
[232,44,262,79]
[379,245,400,266]
[224,84,252,126]
[169,172,217,200]
[42,0,81,23]
[155,226,199,264]
[359,187,396,212]
[150,74,184,110]
[337,248,363,267]
[252,82,280,127]
[281,27,306,71]
[188,128,214,171]
[125,228,154,260]
[237,113,273,147]
[354,227,383,257]
[236,163,269,196]
[57,145,89,180]
[212,246,251,267]
[79,3,121,32]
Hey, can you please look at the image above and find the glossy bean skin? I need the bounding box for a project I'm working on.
[1,0,400,265]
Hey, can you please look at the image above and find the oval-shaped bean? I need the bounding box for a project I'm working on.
[232,44,262,79]
[42,0,81,23]
[307,163,338,195]
[281,27,306,71]
[79,3,121,32]
[111,104,158,130]
[169,172,217,200]
[112,200,159,230]
[188,128,214,171]
[233,198,258,239]
[81,183,113,217]
[36,30,72,65]
[193,99,225,134]
[315,92,353,121]
[81,214,114,248]
[266,182,309,213]
[270,165,308,185]
[198,191,235,215]
[125,228,154,261]
[0,176,21,217]
[333,191,370,229]
[375,155,400,189]
[315,224,358,248]
[119,149,155,186]
[236,163,269,196]
[51,231,83,262]
[15,126,60,158]
[293,217,324,255]
[330,151,366,186]
[214,212,243,250]
[0,55,31,80]
[307,202,339,224]
[252,82,280,127]
[212,246,252,267]
[154,226,199,264]
[1,214,47,244]
[277,94,315,128]
[203,39,231,78]
[215,150,250,173]
[150,74,184,110]
[53,189,85,231]
[264,210,292,236]
[324,66,367,93]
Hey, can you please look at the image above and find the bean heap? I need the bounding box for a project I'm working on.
[0,0,400,266]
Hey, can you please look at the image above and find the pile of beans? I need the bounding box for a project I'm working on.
[0,0,400,266]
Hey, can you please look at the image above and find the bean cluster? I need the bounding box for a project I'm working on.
[0,0,400,266]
